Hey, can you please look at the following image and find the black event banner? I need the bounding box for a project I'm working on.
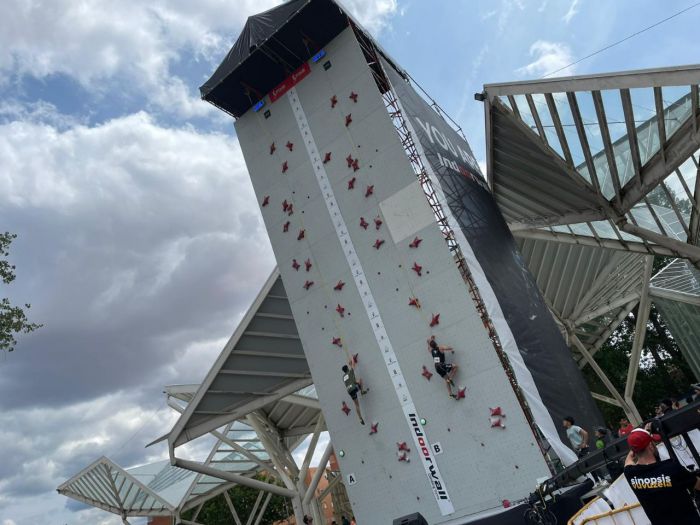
[382,59,602,447]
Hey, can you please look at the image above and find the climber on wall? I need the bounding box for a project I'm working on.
[428,336,459,398]
[342,359,369,425]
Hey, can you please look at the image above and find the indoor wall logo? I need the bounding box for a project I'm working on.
[408,412,453,513]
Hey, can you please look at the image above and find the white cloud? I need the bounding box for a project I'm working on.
[563,0,581,24]
[516,40,575,78]
[0,108,279,521]
[0,0,398,119]
[341,0,398,35]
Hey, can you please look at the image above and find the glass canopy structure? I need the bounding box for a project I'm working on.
[483,65,700,265]
[58,382,323,524]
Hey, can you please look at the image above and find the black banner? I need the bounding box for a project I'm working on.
[383,59,602,448]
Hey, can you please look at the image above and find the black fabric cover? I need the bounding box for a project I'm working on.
[201,0,309,97]
[200,0,350,117]
[382,58,603,445]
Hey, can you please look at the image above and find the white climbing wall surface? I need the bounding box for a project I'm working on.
[235,28,551,524]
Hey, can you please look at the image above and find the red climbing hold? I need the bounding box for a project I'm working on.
[490,407,505,417]
[351,158,359,172]
[292,259,301,271]
[287,203,294,215]
[336,304,345,317]
[398,452,410,463]
[330,95,338,108]
[455,387,467,400]
[342,401,351,416]
[409,236,423,248]
[332,337,343,347]
[283,221,290,233]
[490,416,505,428]
[345,114,352,127]
[261,195,270,207]
[502,500,511,509]
[374,217,383,230]
[352,353,358,364]
[346,154,354,168]
[369,422,379,435]
[373,239,385,250]
[286,141,294,152]
[430,313,440,327]
[282,161,288,173]
[269,142,276,155]
[347,177,356,190]
[334,280,345,291]
[365,185,374,198]
[323,152,332,164]
[408,297,421,308]
[397,442,410,452]
[421,365,433,381]
[412,262,423,276]
[303,280,314,290]
[305,259,312,272]
[297,229,305,240]
[349,91,358,103]
[282,199,289,212]
[359,217,369,230]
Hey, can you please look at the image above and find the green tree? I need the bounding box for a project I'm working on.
[181,474,291,525]
[1,232,41,352]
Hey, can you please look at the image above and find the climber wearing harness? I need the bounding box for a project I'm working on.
[342,360,369,425]
[428,336,459,398]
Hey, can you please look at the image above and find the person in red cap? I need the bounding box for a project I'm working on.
[623,428,700,524]
[618,417,634,437]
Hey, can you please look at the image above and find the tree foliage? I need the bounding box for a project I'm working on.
[1,232,41,352]
[582,257,695,426]
[181,474,291,525]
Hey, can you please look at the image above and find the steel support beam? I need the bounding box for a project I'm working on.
[590,392,623,407]
[299,415,325,485]
[574,292,642,326]
[484,65,700,98]
[223,490,243,525]
[619,220,700,265]
[253,493,273,525]
[172,458,296,498]
[512,227,677,257]
[245,491,264,525]
[302,441,334,506]
[245,414,296,490]
[579,299,639,368]
[624,256,654,421]
[283,394,321,410]
[569,331,639,423]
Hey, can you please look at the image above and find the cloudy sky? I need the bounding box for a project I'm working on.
[0,1,698,523]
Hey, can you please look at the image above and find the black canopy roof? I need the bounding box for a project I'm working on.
[200,0,351,117]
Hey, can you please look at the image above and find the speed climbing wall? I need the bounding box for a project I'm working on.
[235,28,552,524]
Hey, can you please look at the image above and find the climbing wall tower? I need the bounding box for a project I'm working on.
[200,1,602,523]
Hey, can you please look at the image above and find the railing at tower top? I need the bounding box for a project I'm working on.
[539,400,700,497]
[347,21,556,475]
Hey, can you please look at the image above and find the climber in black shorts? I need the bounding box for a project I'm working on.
[428,336,458,398]
[342,360,369,425]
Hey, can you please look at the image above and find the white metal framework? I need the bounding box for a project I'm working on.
[483,65,700,265]
[58,383,326,524]
[168,269,313,449]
